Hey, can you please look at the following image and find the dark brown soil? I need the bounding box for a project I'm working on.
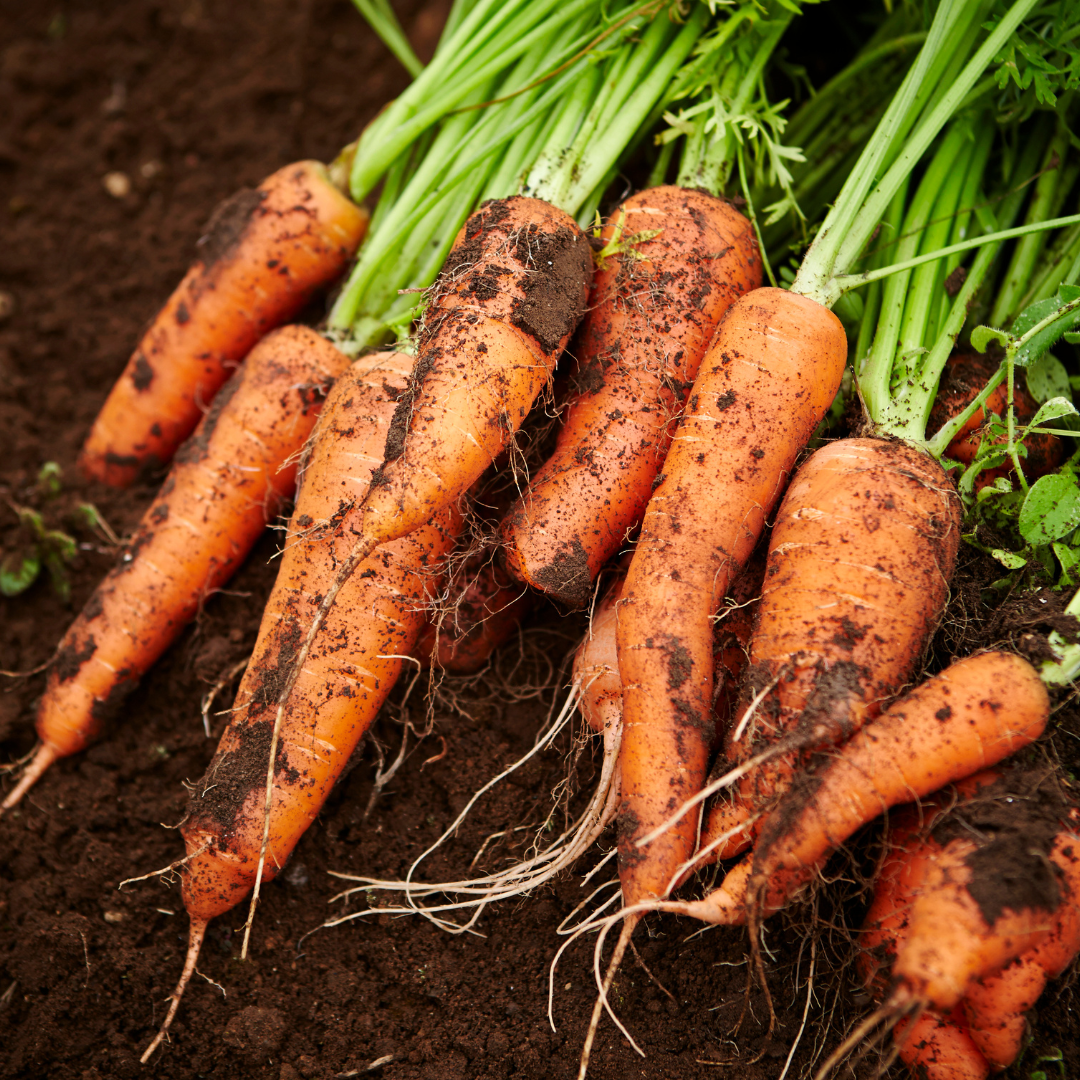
[1,5,1078,1080]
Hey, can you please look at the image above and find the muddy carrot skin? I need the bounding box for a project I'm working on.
[614,287,847,907]
[706,437,963,862]
[679,653,1049,926]
[80,161,368,487]
[179,352,460,922]
[500,187,761,607]
[2,325,348,812]
[350,197,592,552]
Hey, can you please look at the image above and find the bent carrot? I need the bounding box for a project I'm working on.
[500,187,761,606]
[891,1008,991,1080]
[679,652,1049,925]
[2,325,349,812]
[142,351,460,1061]
[705,437,963,863]
[80,161,368,487]
[614,287,846,908]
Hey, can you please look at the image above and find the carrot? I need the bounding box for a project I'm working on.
[614,287,847,909]
[79,161,368,487]
[890,1008,991,1080]
[843,769,1080,1080]
[927,351,1063,487]
[140,350,461,1061]
[674,652,1049,927]
[499,187,762,606]
[412,554,531,674]
[698,437,963,864]
[1,325,349,813]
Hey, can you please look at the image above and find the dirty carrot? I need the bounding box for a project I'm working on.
[2,324,348,812]
[140,351,460,1060]
[80,161,367,487]
[500,186,762,607]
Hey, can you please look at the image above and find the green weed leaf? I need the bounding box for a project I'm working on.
[1027,396,1078,429]
[0,549,41,597]
[971,325,1010,353]
[1019,472,1080,545]
[1025,352,1072,403]
[991,548,1027,569]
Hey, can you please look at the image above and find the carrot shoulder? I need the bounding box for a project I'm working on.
[80,161,368,487]
[614,287,846,906]
[2,325,348,812]
[500,187,761,606]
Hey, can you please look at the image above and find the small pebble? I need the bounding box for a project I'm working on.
[102,172,131,198]
[140,159,163,179]
[103,910,126,924]
[0,291,15,322]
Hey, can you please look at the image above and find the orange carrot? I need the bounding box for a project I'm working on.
[412,554,531,674]
[702,437,962,864]
[928,351,1062,486]
[614,287,847,909]
[2,325,349,812]
[500,187,761,606]
[141,351,460,1061]
[675,652,1049,927]
[80,161,368,487]
[891,1008,991,1080]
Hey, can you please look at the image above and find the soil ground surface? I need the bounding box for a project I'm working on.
[1,3,1078,1079]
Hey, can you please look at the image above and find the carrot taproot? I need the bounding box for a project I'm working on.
[676,652,1049,927]
[844,769,1080,1080]
[412,554,531,674]
[614,286,847,909]
[80,161,368,487]
[1,324,349,813]
[499,187,761,607]
[962,826,1080,1068]
[141,350,461,1061]
[697,437,962,866]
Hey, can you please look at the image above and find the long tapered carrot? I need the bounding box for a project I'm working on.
[703,436,962,862]
[614,287,846,908]
[499,187,761,606]
[676,652,1049,926]
[141,351,461,1061]
[2,325,349,812]
[80,161,368,487]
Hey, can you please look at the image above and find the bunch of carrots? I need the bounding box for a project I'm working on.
[5,0,1080,1074]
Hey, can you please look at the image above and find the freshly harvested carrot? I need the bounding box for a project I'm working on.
[614,287,847,909]
[80,161,368,487]
[1,325,349,812]
[676,652,1049,926]
[928,351,1062,484]
[701,437,963,863]
[412,555,531,674]
[962,826,1080,1068]
[499,187,761,607]
[846,769,1080,1080]
[142,351,460,1061]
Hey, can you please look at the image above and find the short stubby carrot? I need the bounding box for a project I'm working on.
[708,437,962,863]
[140,352,461,1062]
[2,325,349,812]
[354,196,592,551]
[80,161,368,487]
[500,187,761,607]
[850,770,1080,1080]
[614,287,846,907]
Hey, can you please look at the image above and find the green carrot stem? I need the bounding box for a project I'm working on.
[351,0,423,76]
[990,121,1073,326]
[793,0,1039,309]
